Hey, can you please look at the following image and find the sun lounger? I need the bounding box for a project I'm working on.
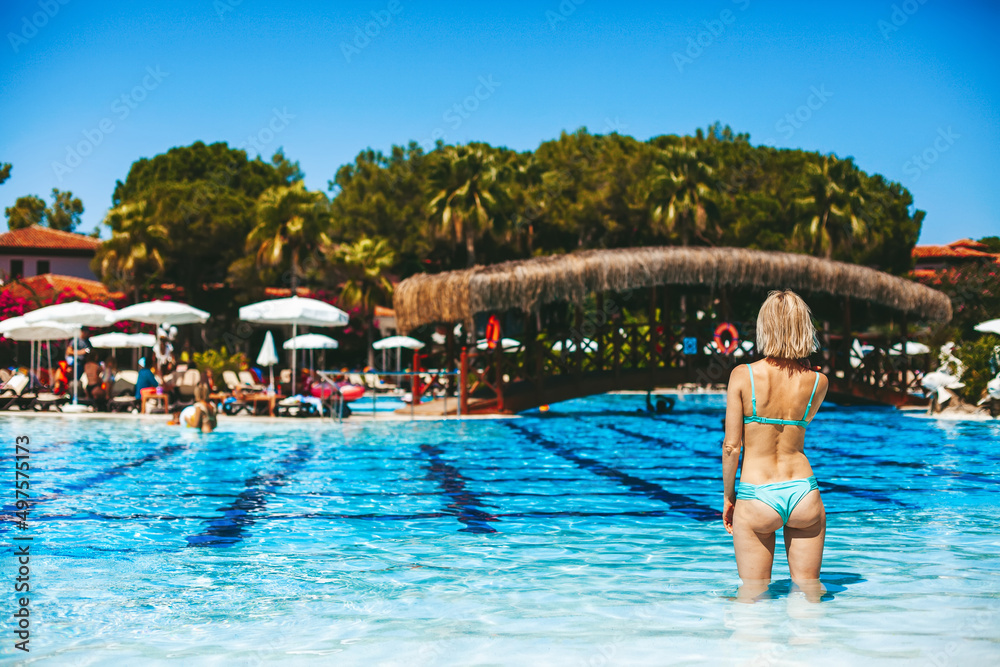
[275,395,321,418]
[30,392,69,411]
[239,370,265,392]
[108,370,139,413]
[0,374,31,410]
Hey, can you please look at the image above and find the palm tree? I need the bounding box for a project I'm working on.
[793,155,867,259]
[427,144,508,268]
[248,182,330,290]
[93,201,167,300]
[647,145,720,246]
[329,237,396,366]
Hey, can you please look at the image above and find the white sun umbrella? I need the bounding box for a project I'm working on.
[112,300,209,326]
[551,337,597,353]
[284,333,338,376]
[257,331,279,392]
[2,321,80,400]
[372,335,424,350]
[476,338,521,353]
[890,341,932,355]
[373,335,424,372]
[239,296,349,394]
[23,302,117,411]
[974,319,1000,335]
[89,332,157,349]
[0,316,29,335]
[0,318,33,385]
[284,333,340,350]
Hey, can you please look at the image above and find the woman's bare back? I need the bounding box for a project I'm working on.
[738,359,828,484]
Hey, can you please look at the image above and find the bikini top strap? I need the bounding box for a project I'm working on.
[746,363,757,417]
[802,371,820,420]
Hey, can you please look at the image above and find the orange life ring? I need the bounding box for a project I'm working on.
[713,322,739,355]
[485,315,501,350]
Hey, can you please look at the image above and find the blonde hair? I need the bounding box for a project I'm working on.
[755,290,818,360]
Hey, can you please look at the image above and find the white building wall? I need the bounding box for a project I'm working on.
[1,255,97,280]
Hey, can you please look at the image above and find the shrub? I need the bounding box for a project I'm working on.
[953,335,1000,403]
[192,346,247,381]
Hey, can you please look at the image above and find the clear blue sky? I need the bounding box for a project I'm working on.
[1,0,997,244]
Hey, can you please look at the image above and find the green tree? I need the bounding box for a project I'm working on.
[977,236,1000,253]
[102,141,294,308]
[427,144,510,267]
[792,155,868,259]
[0,163,11,186]
[5,189,84,231]
[328,237,396,366]
[92,201,167,299]
[45,188,84,231]
[248,181,331,290]
[5,195,45,230]
[646,142,720,246]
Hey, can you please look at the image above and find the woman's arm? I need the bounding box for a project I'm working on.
[722,365,747,534]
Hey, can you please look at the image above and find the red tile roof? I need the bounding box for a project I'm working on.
[912,239,998,261]
[2,274,123,306]
[0,225,100,252]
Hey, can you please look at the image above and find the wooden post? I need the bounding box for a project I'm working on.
[663,285,673,368]
[459,347,468,415]
[843,296,852,385]
[574,304,583,379]
[648,285,659,386]
[595,293,605,372]
[900,314,909,393]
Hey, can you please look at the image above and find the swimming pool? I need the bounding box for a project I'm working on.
[2,394,998,664]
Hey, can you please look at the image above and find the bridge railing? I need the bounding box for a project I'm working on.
[455,324,929,412]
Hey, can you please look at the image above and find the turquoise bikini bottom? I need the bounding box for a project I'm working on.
[737,476,819,525]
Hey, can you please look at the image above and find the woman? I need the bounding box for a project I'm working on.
[83,354,106,406]
[177,383,217,433]
[722,290,829,601]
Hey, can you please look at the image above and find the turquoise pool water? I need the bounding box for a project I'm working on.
[2,394,999,665]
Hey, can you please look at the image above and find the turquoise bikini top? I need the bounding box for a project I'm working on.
[743,363,819,427]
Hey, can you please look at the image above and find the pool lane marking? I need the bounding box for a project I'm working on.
[0,440,190,531]
[184,440,315,548]
[604,422,909,508]
[418,444,499,534]
[507,423,718,522]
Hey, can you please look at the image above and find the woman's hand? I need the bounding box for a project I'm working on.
[723,497,735,535]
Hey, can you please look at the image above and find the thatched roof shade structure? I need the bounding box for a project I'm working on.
[393,247,952,333]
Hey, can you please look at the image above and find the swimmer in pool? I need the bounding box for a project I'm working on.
[646,391,675,414]
[722,290,829,603]
[175,384,218,433]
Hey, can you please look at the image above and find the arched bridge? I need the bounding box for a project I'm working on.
[393,247,952,414]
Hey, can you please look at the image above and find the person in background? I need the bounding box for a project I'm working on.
[174,383,217,433]
[52,360,70,395]
[644,390,676,414]
[102,356,118,388]
[135,356,159,402]
[83,354,106,407]
[201,367,218,393]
